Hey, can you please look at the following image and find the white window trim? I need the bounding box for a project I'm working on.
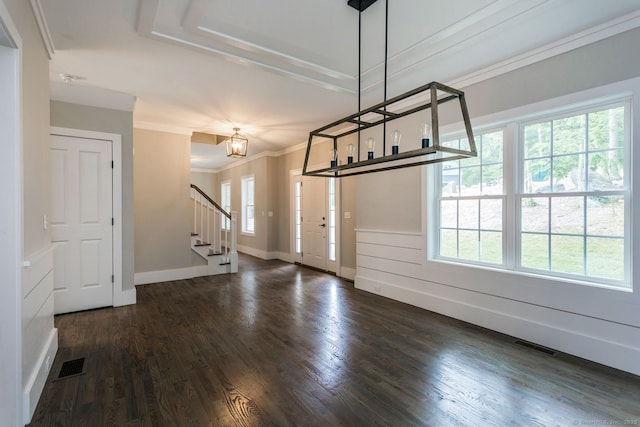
[241,175,255,236]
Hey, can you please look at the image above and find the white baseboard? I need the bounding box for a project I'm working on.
[23,328,58,424]
[134,267,195,285]
[276,251,294,263]
[237,244,263,259]
[115,288,136,306]
[355,275,640,376]
[339,267,356,281]
[236,244,282,260]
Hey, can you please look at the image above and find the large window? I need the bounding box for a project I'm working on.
[221,181,231,230]
[241,176,255,234]
[436,101,630,288]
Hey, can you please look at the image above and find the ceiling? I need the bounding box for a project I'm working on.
[39,0,640,170]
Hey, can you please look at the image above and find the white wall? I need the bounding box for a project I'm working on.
[0,25,23,427]
[355,28,640,375]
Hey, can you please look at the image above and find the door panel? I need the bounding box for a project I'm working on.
[302,176,327,270]
[50,135,113,314]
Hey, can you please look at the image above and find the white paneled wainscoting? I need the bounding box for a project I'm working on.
[354,229,640,376]
[22,246,58,424]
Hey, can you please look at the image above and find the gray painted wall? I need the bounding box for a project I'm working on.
[50,101,135,291]
[134,128,192,273]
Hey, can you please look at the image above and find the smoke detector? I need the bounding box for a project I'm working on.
[59,73,84,83]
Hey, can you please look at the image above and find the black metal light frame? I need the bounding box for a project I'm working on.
[302,0,477,178]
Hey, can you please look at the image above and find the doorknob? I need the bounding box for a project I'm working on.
[319,224,326,227]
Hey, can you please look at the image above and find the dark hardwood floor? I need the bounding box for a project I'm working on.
[29,254,640,426]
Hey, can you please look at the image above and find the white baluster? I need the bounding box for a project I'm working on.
[192,188,197,235]
[206,202,210,245]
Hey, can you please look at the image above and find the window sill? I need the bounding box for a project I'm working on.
[241,231,255,237]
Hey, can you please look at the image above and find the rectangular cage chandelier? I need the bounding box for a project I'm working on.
[302,0,477,178]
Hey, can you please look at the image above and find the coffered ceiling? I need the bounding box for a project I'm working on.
[38,0,640,169]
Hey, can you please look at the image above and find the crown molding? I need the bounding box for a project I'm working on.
[29,0,55,59]
[191,167,220,174]
[50,81,136,112]
[448,9,640,90]
[134,121,192,136]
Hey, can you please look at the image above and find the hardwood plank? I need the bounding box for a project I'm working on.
[28,253,640,426]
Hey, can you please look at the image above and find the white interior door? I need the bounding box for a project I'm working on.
[301,176,327,270]
[50,135,113,314]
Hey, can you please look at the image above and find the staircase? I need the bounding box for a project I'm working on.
[190,184,238,275]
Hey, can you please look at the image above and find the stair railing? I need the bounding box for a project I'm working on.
[190,184,236,265]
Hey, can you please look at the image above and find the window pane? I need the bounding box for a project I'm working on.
[587,150,623,190]
[588,107,624,151]
[586,237,624,281]
[442,166,460,196]
[480,199,502,231]
[524,158,550,193]
[440,200,457,228]
[521,197,549,233]
[482,164,503,194]
[524,122,551,158]
[460,167,481,196]
[553,115,585,155]
[480,231,502,264]
[586,196,624,237]
[550,197,583,235]
[521,233,549,270]
[248,181,254,200]
[552,154,584,192]
[458,199,478,230]
[440,229,457,258]
[458,230,478,261]
[550,235,584,275]
[482,131,503,163]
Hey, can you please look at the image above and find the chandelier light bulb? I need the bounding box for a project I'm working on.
[392,130,401,154]
[367,137,375,160]
[346,144,355,163]
[422,123,432,148]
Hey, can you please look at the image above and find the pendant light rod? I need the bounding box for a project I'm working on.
[358,6,362,162]
[382,0,389,155]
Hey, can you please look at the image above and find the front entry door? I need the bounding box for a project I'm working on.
[301,176,327,270]
[50,135,113,314]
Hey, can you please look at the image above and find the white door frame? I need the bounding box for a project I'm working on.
[50,127,126,306]
[0,3,23,425]
[289,169,342,275]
